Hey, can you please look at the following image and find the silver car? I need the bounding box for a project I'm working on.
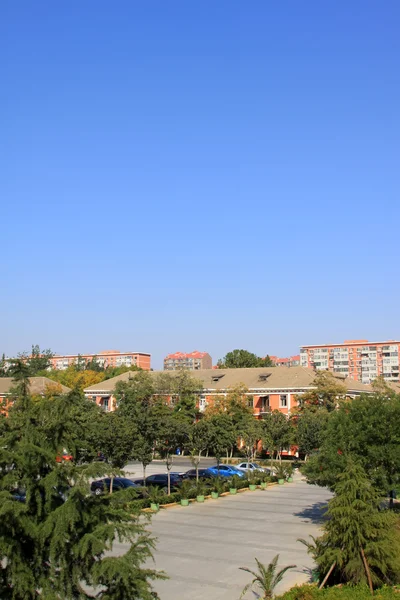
[236,462,271,473]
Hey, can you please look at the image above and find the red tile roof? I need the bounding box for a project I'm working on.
[165,351,209,360]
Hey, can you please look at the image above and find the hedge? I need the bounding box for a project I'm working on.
[275,584,400,600]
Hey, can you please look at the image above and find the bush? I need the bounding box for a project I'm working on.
[275,584,400,600]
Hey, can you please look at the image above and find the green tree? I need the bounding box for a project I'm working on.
[85,355,105,372]
[207,413,236,469]
[0,353,8,377]
[302,459,400,590]
[297,371,347,413]
[0,377,164,599]
[116,372,164,480]
[239,554,296,599]
[294,409,330,460]
[239,417,263,473]
[217,349,262,368]
[303,393,400,492]
[154,370,202,425]
[262,410,292,466]
[187,419,213,481]
[10,344,54,376]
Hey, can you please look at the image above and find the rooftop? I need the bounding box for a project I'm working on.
[84,366,373,395]
[165,351,210,360]
[0,377,71,396]
[301,340,400,348]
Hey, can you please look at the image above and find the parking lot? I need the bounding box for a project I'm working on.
[113,467,332,599]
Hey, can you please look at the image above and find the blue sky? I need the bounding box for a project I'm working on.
[1,1,399,369]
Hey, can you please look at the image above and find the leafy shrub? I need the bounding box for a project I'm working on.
[275,584,400,600]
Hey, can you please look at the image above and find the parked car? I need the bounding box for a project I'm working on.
[133,473,183,492]
[182,468,217,480]
[208,465,246,478]
[236,462,271,473]
[90,477,144,496]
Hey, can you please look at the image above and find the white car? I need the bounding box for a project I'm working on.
[236,462,270,473]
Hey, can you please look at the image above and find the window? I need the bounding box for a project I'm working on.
[247,398,253,408]
[280,395,288,408]
[260,396,269,411]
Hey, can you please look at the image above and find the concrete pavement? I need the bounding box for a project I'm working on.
[113,471,332,599]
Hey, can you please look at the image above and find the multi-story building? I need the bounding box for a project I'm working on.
[270,355,300,368]
[49,350,151,371]
[164,351,212,371]
[0,377,71,415]
[300,340,400,384]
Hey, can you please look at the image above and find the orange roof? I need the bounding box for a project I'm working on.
[165,351,209,360]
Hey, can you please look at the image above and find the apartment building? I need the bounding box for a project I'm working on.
[164,351,212,371]
[300,340,400,384]
[270,355,300,367]
[50,350,151,371]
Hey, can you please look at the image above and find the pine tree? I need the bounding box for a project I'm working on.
[310,458,400,589]
[0,372,165,599]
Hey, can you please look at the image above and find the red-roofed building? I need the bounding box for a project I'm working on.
[164,351,212,371]
[270,355,300,368]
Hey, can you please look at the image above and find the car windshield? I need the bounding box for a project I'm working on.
[252,463,261,468]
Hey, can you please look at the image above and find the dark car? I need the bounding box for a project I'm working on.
[133,473,183,492]
[90,477,143,496]
[182,468,217,480]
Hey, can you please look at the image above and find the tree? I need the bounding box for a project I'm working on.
[0,378,165,599]
[239,417,263,472]
[302,459,400,589]
[8,344,54,376]
[261,410,292,465]
[85,355,104,372]
[239,554,296,599]
[157,413,188,494]
[0,353,8,377]
[154,370,202,426]
[302,393,400,492]
[217,349,276,369]
[296,371,347,413]
[187,419,213,481]
[294,408,330,460]
[116,372,163,480]
[207,413,236,469]
[218,349,262,369]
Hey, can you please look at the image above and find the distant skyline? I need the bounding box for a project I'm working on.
[2,1,399,371]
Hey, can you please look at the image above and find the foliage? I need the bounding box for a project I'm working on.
[275,584,400,600]
[205,384,253,430]
[239,554,296,599]
[187,419,213,480]
[116,372,168,479]
[153,370,203,425]
[302,393,400,492]
[0,371,165,599]
[296,371,347,413]
[206,413,237,464]
[262,410,293,463]
[217,349,275,369]
[239,417,263,467]
[39,364,141,392]
[96,411,136,469]
[301,459,400,588]
[294,409,330,459]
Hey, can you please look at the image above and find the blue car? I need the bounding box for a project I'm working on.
[208,465,246,478]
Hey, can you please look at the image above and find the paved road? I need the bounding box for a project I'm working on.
[113,471,332,599]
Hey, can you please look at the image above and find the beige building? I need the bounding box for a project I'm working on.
[84,366,372,413]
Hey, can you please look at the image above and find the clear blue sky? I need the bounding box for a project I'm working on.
[1,1,399,369]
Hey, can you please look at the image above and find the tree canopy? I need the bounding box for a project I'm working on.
[217,349,274,368]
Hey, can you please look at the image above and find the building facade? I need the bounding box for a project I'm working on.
[84,366,372,414]
[270,355,300,367]
[50,350,151,371]
[164,351,212,371]
[300,340,400,384]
